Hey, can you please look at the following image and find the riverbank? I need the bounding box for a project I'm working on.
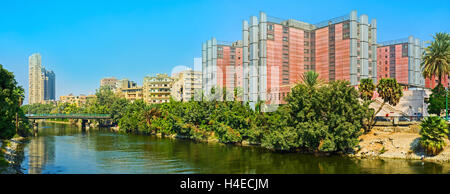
[0,137,28,174]
[352,130,450,163]
[113,125,450,163]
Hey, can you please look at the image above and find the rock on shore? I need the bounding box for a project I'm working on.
[0,137,28,174]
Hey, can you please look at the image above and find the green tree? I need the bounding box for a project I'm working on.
[427,84,447,116]
[0,65,30,139]
[263,80,366,152]
[359,78,376,101]
[358,78,376,132]
[419,116,449,156]
[118,99,148,133]
[422,32,450,89]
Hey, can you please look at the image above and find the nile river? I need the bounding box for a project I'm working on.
[16,122,450,174]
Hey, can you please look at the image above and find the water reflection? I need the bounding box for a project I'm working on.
[27,136,55,174]
[21,122,450,174]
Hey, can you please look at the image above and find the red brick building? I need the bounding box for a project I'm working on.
[202,38,243,99]
[377,36,428,89]
[241,11,377,106]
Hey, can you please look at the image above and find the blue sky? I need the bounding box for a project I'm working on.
[1,0,449,104]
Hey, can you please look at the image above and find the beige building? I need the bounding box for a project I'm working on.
[171,70,202,101]
[60,94,96,106]
[143,73,174,104]
[115,79,143,102]
[100,77,118,90]
[119,87,143,102]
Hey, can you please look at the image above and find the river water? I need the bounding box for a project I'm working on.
[16,122,450,174]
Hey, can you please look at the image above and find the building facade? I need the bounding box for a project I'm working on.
[377,36,426,89]
[239,11,377,106]
[171,69,202,101]
[202,39,243,97]
[100,77,118,90]
[119,87,143,102]
[115,79,143,102]
[28,53,56,104]
[59,94,96,106]
[43,68,56,100]
[143,73,174,104]
[29,53,43,104]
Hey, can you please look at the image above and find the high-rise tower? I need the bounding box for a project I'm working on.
[28,53,56,104]
[29,53,44,104]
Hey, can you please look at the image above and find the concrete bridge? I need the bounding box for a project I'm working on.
[25,114,111,129]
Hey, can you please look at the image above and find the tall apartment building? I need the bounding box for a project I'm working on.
[143,73,174,104]
[28,53,56,104]
[171,69,202,101]
[29,53,43,104]
[377,36,426,89]
[202,39,243,96]
[43,69,56,100]
[100,77,118,90]
[240,11,377,106]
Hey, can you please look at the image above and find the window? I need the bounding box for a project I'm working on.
[283,27,289,33]
[343,32,350,39]
[304,41,309,46]
[268,34,274,40]
[268,24,274,31]
[402,43,408,57]
[283,37,288,42]
[304,32,309,38]
[304,49,309,54]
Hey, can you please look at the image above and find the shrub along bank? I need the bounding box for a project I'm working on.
[117,79,368,153]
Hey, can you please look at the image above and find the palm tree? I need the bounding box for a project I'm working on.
[419,116,449,156]
[359,78,376,101]
[301,70,320,88]
[422,32,450,89]
[143,107,162,129]
[362,78,403,132]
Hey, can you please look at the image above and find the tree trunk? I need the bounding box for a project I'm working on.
[368,101,386,132]
[15,112,19,135]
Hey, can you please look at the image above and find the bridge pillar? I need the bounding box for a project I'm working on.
[81,119,88,130]
[31,120,38,133]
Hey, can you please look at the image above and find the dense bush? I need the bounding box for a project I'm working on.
[262,80,366,152]
[419,116,449,156]
[427,84,447,116]
[1,64,30,139]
